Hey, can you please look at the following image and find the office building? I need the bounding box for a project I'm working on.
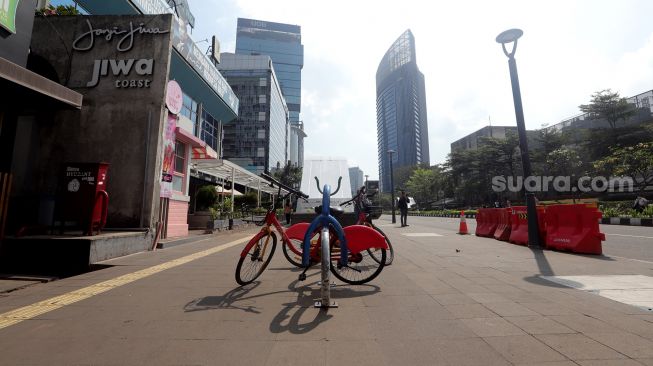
[349,167,364,196]
[376,30,429,192]
[218,53,290,175]
[451,126,518,152]
[236,17,306,166]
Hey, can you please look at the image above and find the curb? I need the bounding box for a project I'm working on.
[404,214,653,227]
[600,217,653,227]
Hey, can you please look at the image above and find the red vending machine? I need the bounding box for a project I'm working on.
[58,163,109,235]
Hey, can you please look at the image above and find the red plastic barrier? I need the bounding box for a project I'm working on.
[544,204,605,255]
[493,208,512,241]
[508,206,546,246]
[476,208,501,237]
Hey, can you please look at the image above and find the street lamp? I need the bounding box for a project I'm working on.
[387,149,396,224]
[496,28,541,248]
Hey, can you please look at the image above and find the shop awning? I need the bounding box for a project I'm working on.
[191,158,288,196]
[0,57,82,109]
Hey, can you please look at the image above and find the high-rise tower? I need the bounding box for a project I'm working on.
[376,30,429,192]
[236,18,304,166]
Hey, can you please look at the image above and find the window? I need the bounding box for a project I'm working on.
[257,147,265,157]
[259,94,267,104]
[258,112,266,121]
[180,92,199,132]
[200,109,220,151]
[173,141,186,192]
[259,78,267,86]
[257,129,265,139]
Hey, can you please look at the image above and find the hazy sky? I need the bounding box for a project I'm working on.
[187,0,652,179]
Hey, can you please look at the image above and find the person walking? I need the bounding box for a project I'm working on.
[284,201,292,225]
[398,191,409,227]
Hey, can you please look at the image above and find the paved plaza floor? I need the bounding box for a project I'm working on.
[0,216,652,365]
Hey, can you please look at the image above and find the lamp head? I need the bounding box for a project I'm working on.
[495,29,523,44]
[496,28,523,58]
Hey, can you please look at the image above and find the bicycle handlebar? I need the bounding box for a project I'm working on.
[314,176,342,196]
[261,173,308,199]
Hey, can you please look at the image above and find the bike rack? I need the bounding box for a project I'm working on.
[301,177,346,309]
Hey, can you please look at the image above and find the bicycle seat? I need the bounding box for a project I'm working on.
[314,205,344,217]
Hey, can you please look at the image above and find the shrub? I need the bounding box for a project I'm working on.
[196,185,218,210]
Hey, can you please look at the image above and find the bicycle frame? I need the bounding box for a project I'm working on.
[301,183,349,268]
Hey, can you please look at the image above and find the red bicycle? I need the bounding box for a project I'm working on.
[236,176,388,286]
[235,176,309,285]
[340,186,394,265]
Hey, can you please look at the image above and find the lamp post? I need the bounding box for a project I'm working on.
[387,149,396,224]
[496,28,541,248]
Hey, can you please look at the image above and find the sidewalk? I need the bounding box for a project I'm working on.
[0,216,652,365]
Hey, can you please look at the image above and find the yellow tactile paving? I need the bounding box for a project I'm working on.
[0,236,249,330]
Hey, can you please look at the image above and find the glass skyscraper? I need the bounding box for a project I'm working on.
[218,54,289,175]
[376,30,430,192]
[236,18,303,125]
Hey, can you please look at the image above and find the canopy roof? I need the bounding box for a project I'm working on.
[192,159,288,196]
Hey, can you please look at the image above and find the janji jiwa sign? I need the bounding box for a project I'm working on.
[72,19,169,89]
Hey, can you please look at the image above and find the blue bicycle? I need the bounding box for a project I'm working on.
[298,176,388,307]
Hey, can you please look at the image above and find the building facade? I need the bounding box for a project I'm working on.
[218,53,289,175]
[450,126,518,152]
[376,30,430,192]
[348,166,364,196]
[235,17,306,166]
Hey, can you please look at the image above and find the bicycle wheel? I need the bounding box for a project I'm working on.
[235,231,277,286]
[282,237,305,268]
[330,233,386,285]
[368,224,394,265]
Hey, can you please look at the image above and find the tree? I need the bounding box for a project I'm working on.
[547,147,583,177]
[36,4,81,16]
[532,126,564,174]
[272,161,302,189]
[593,142,653,193]
[405,168,437,208]
[579,89,637,133]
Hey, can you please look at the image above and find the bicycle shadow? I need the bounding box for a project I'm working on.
[183,271,381,335]
[268,276,381,335]
[183,281,293,314]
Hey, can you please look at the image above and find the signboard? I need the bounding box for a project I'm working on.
[170,17,237,114]
[72,19,169,89]
[166,80,183,114]
[160,113,177,198]
[0,0,19,34]
[211,35,220,64]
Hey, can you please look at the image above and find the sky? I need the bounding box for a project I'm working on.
[76,0,653,180]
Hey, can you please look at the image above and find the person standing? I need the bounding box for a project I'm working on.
[398,191,409,227]
[284,202,292,225]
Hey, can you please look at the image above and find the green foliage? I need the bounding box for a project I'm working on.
[546,147,583,177]
[36,5,81,16]
[272,162,302,189]
[593,142,653,192]
[579,89,637,131]
[599,200,652,218]
[196,185,218,210]
[235,192,258,208]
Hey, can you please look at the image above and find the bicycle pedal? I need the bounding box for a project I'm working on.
[298,273,307,281]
